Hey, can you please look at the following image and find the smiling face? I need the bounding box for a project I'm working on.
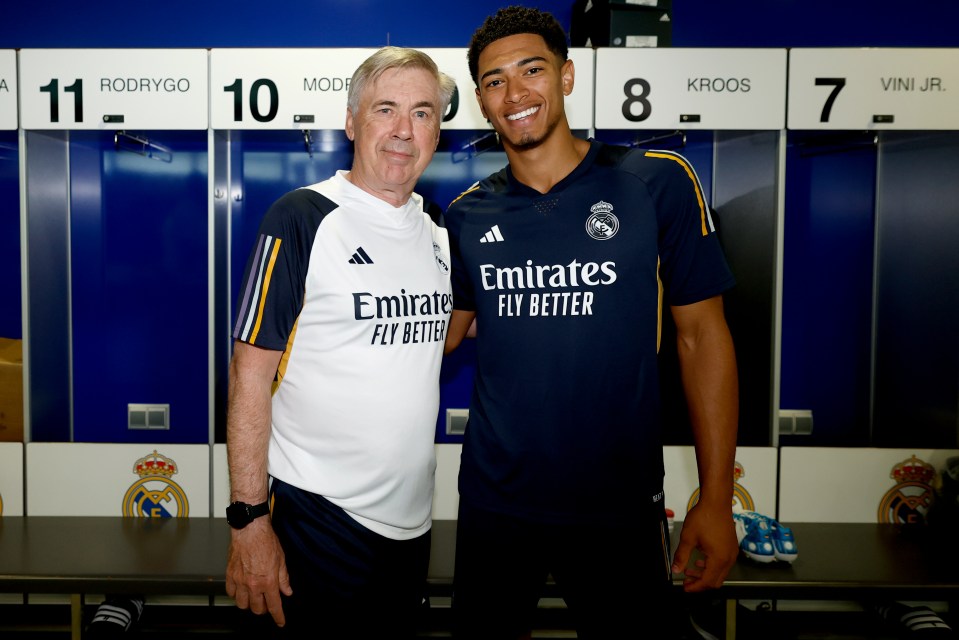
[345,66,442,207]
[474,33,574,150]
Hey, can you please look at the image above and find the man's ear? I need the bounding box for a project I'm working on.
[561,59,575,96]
[345,108,355,141]
[475,87,489,121]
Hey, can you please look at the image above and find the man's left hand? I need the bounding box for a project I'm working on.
[670,502,739,592]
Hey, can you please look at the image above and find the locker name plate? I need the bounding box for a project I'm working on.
[788,48,959,130]
[210,48,374,130]
[19,49,208,130]
[594,48,786,130]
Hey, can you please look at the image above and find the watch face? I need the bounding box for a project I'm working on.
[226,502,251,528]
[227,501,268,529]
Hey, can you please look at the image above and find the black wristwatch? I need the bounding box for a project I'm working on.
[226,500,270,529]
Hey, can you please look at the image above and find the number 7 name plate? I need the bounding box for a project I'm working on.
[788,48,959,130]
[594,48,786,130]
[19,49,208,130]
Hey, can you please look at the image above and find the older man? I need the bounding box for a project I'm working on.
[225,47,456,639]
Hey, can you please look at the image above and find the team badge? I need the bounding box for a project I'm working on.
[585,201,619,241]
[686,461,755,513]
[122,450,190,517]
[877,455,936,524]
[433,241,451,275]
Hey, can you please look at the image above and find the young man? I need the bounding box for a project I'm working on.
[225,47,456,639]
[443,7,740,638]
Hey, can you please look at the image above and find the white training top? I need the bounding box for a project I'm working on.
[232,171,453,539]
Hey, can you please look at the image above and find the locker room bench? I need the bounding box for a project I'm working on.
[2,518,957,640]
[427,520,959,639]
[0,516,230,639]
[694,521,959,638]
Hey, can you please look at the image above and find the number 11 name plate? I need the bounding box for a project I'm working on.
[788,48,959,130]
[19,49,208,130]
[594,48,786,130]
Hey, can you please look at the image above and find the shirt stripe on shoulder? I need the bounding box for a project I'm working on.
[448,183,481,208]
[644,150,714,237]
[233,234,283,344]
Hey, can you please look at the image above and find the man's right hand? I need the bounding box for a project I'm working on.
[225,517,293,627]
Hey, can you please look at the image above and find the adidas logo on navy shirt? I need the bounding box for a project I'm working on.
[480,225,505,243]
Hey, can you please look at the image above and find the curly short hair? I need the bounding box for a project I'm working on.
[467,6,569,85]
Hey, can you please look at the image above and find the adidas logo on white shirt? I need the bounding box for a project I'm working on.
[480,225,505,243]
[349,247,374,264]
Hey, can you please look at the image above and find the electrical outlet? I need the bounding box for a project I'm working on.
[446,408,469,436]
[779,409,813,435]
[128,404,170,430]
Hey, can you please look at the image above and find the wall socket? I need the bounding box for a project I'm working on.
[446,408,469,436]
[779,409,813,435]
[128,404,170,430]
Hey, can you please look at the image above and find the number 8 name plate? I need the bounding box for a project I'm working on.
[787,48,959,130]
[19,49,208,130]
[594,48,786,131]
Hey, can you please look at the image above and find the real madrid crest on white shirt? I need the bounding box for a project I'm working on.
[122,450,190,517]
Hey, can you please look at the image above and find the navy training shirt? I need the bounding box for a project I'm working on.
[445,139,736,524]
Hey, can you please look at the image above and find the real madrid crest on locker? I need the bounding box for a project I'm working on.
[122,450,190,517]
[877,455,936,525]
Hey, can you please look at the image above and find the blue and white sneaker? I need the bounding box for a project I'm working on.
[765,517,798,562]
[733,511,776,563]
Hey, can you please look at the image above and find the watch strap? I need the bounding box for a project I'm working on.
[248,500,270,518]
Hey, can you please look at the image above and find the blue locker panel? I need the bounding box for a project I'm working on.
[0,130,19,340]
[873,132,959,448]
[780,131,877,446]
[70,131,209,443]
[24,131,72,442]
[712,131,781,446]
